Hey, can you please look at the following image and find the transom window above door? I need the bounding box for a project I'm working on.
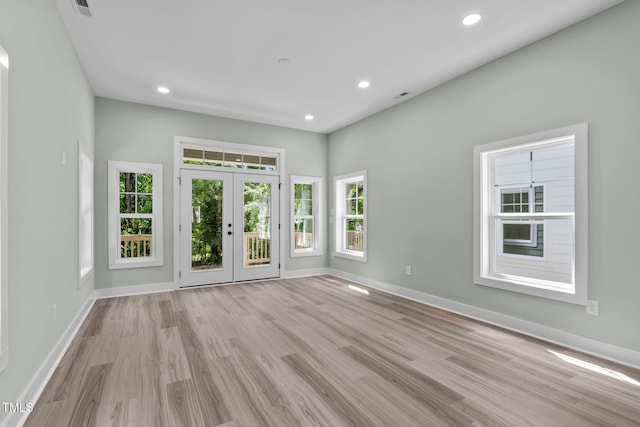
[183,146,278,172]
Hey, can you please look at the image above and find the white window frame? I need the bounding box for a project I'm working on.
[0,45,9,372]
[78,142,94,283]
[290,175,322,257]
[334,170,367,262]
[108,161,163,269]
[474,123,588,305]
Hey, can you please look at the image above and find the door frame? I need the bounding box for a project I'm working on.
[173,136,285,287]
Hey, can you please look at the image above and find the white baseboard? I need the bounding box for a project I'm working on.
[327,269,640,370]
[96,275,332,298]
[282,268,329,279]
[95,281,177,299]
[1,294,96,427]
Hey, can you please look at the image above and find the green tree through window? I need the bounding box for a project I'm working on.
[191,179,223,269]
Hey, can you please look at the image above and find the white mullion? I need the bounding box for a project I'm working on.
[119,213,154,220]
[119,192,153,196]
[295,214,314,221]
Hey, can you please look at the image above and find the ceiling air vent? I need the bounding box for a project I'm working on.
[72,0,92,17]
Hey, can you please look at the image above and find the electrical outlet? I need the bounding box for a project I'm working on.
[52,304,57,320]
[586,300,599,316]
[405,265,412,275]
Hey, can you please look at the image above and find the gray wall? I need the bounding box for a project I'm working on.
[0,0,95,422]
[1,2,637,422]
[95,98,328,289]
[328,1,640,351]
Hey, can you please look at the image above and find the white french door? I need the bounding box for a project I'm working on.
[180,170,279,286]
[233,173,280,282]
[180,170,232,285]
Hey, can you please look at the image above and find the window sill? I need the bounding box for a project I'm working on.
[475,274,586,305]
[79,267,94,287]
[333,250,367,263]
[109,258,163,270]
[291,250,322,258]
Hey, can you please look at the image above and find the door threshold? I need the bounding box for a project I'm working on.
[178,275,281,289]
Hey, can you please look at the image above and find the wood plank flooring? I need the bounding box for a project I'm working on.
[26,276,640,426]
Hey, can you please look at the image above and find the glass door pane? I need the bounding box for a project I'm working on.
[191,178,223,271]
[180,170,232,286]
[243,182,272,267]
[234,174,280,282]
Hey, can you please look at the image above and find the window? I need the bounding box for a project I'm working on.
[0,45,8,372]
[290,176,322,257]
[334,171,367,261]
[108,161,163,269]
[474,124,588,304]
[78,143,94,282]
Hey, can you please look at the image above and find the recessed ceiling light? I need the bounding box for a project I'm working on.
[157,86,170,94]
[463,13,482,26]
[305,114,314,121]
[358,81,370,89]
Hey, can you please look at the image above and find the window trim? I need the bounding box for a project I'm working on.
[334,170,367,262]
[290,175,322,257]
[473,123,588,305]
[0,45,8,372]
[108,160,164,269]
[78,142,94,283]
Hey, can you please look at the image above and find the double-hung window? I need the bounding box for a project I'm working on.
[334,171,367,261]
[291,176,322,256]
[474,124,588,304]
[108,161,163,269]
[0,45,8,372]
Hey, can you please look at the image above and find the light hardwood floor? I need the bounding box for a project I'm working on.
[26,276,640,426]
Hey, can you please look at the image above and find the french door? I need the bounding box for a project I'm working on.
[179,170,279,286]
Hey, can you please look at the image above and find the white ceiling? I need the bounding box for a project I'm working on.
[56,0,623,134]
